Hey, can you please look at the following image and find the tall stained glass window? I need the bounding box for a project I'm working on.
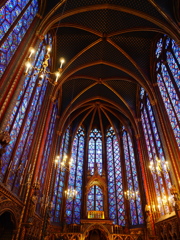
[155,35,180,148]
[87,185,103,211]
[66,126,85,224]
[140,88,172,215]
[106,127,125,225]
[51,127,70,223]
[0,34,52,196]
[38,102,58,196]
[88,128,102,175]
[122,130,144,225]
[0,0,39,78]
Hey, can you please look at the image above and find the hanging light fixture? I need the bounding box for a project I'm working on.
[54,154,77,199]
[149,157,169,175]
[60,154,73,171]
[65,187,77,199]
[124,189,139,200]
[24,45,65,86]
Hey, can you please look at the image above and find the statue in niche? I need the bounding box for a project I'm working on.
[27,194,38,223]
[145,205,153,236]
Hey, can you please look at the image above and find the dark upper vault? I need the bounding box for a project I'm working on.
[41,0,180,132]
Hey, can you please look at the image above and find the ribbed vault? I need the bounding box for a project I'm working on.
[38,0,180,133]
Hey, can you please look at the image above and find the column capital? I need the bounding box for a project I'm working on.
[36,32,44,40]
[136,118,142,123]
[57,131,62,136]
[152,83,158,87]
[50,96,56,102]
[150,99,157,106]
[135,134,140,139]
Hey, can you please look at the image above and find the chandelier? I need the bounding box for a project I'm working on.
[124,189,139,200]
[65,187,77,199]
[157,195,173,210]
[149,157,169,175]
[25,46,65,86]
[59,154,73,171]
[54,155,77,199]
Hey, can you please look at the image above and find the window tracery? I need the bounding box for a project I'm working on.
[0,0,38,78]
[106,127,125,225]
[87,185,103,211]
[51,127,70,223]
[88,128,102,175]
[66,126,85,224]
[140,88,172,215]
[155,36,180,148]
[0,34,52,196]
[122,130,144,225]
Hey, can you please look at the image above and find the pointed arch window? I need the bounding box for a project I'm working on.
[51,127,70,223]
[66,126,85,224]
[0,34,52,195]
[106,127,125,225]
[155,35,180,148]
[122,129,144,225]
[87,185,103,211]
[0,0,38,78]
[88,129,102,175]
[140,88,172,215]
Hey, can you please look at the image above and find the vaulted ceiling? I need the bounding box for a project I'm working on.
[40,0,179,134]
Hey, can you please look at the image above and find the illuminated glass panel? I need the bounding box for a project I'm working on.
[140,89,172,215]
[0,0,38,78]
[88,129,102,175]
[39,103,57,189]
[0,34,52,193]
[51,128,70,222]
[66,127,85,224]
[87,185,103,211]
[106,127,125,225]
[0,0,31,40]
[123,130,144,225]
[155,36,180,148]
[155,38,163,58]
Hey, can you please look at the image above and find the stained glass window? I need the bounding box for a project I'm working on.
[51,127,70,223]
[0,0,38,78]
[87,185,103,211]
[38,102,58,192]
[140,88,172,215]
[66,126,85,224]
[88,129,102,175]
[122,130,144,225]
[0,34,52,196]
[106,127,125,225]
[155,36,180,149]
[106,127,143,226]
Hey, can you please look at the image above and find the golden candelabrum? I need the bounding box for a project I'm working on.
[54,155,77,199]
[145,194,173,216]
[148,157,174,214]
[65,187,77,199]
[24,46,65,86]
[60,154,73,171]
[149,157,169,176]
[124,189,139,200]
